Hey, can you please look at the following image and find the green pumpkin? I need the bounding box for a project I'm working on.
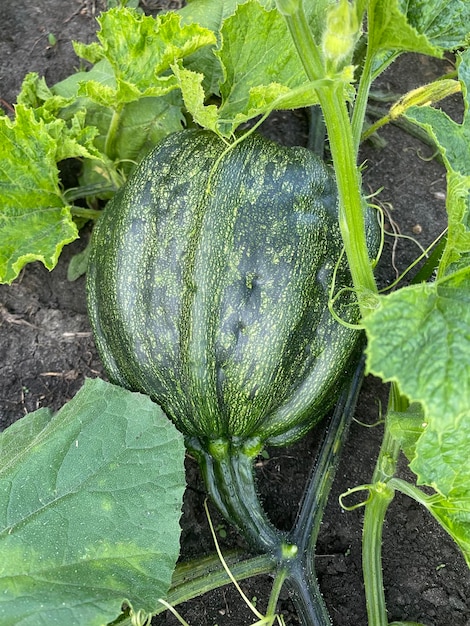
[87,129,376,448]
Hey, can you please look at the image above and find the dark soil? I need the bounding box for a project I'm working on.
[1,2,469,625]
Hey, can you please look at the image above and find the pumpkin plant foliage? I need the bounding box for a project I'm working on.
[1,0,470,625]
[363,50,470,566]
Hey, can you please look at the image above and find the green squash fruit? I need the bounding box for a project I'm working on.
[87,129,376,448]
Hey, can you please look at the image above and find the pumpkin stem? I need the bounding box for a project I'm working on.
[189,437,285,555]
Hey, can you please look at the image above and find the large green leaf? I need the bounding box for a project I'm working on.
[0,378,186,625]
[365,274,470,429]
[177,0,333,94]
[0,105,97,284]
[367,0,442,58]
[365,47,470,566]
[400,0,470,50]
[174,0,350,136]
[367,0,470,60]
[52,7,211,174]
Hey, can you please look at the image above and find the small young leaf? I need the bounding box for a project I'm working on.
[388,404,425,461]
[67,243,92,281]
[0,378,186,625]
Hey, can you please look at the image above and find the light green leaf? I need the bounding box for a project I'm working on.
[54,8,206,170]
[401,0,470,50]
[405,50,470,177]
[16,72,64,108]
[388,404,425,460]
[73,7,216,107]
[411,415,470,567]
[175,0,347,136]
[172,62,219,133]
[367,0,442,57]
[176,0,240,93]
[367,0,470,78]
[177,0,333,96]
[217,1,315,120]
[53,58,116,99]
[54,58,185,178]
[364,272,470,564]
[365,273,470,429]
[0,378,186,625]
[0,106,87,284]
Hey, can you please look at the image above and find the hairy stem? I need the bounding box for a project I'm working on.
[362,480,395,626]
[318,87,378,309]
[279,2,378,316]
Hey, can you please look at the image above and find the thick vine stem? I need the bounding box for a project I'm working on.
[361,385,407,625]
[362,481,395,626]
[188,437,334,625]
[283,354,366,625]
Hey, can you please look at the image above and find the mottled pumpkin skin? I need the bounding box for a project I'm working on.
[87,129,375,447]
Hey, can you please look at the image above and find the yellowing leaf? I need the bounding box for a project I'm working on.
[0,106,81,283]
[73,7,216,107]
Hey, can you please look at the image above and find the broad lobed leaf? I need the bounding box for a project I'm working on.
[0,379,186,625]
[365,44,470,566]
[401,0,470,50]
[365,274,470,427]
[367,0,470,62]
[367,0,442,58]
[388,405,470,566]
[364,273,470,564]
[405,49,470,275]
